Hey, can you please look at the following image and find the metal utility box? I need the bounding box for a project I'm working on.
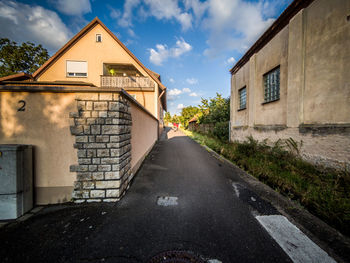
[0,145,33,220]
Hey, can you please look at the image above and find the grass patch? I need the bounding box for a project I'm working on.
[183,129,350,236]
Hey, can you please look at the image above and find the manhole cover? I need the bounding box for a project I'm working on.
[148,250,205,263]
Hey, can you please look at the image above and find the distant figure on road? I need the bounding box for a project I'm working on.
[173,123,179,131]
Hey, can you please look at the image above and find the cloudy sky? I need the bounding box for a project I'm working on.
[0,0,292,114]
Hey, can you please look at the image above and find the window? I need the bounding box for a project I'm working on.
[238,86,247,110]
[263,66,280,103]
[96,34,102,42]
[66,61,87,77]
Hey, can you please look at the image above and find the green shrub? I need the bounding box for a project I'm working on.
[213,121,229,141]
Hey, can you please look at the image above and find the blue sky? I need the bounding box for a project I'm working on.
[0,0,292,114]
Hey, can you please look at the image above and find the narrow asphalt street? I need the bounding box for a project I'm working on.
[0,128,316,262]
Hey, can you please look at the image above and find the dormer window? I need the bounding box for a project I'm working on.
[96,34,102,42]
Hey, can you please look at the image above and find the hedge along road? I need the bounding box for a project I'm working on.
[0,128,337,263]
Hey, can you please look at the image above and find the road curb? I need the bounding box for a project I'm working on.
[188,136,350,263]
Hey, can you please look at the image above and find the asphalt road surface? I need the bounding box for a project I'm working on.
[0,128,313,262]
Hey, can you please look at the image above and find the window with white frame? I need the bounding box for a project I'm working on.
[66,61,88,77]
[238,86,247,110]
[263,66,280,103]
[96,34,102,42]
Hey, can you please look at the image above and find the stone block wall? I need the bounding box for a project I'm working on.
[69,93,133,203]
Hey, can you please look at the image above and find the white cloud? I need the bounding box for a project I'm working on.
[189,92,198,97]
[149,38,192,65]
[0,1,72,52]
[116,0,140,28]
[53,0,91,16]
[143,0,192,31]
[226,57,236,64]
[203,0,275,57]
[186,78,198,85]
[169,88,182,96]
[127,28,136,37]
[167,87,192,100]
[184,0,209,23]
[149,44,169,66]
[109,0,281,58]
[111,0,192,32]
[177,103,184,109]
[172,38,192,57]
[169,78,175,83]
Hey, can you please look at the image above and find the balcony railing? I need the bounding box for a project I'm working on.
[101,76,155,89]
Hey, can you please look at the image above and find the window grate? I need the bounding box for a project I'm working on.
[263,66,280,103]
[239,87,246,110]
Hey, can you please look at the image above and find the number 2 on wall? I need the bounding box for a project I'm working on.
[17,100,26,112]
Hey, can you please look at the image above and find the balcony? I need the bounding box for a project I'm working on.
[100,75,155,90]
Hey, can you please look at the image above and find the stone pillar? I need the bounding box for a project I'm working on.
[69,93,132,203]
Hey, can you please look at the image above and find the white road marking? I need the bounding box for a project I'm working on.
[157,196,178,206]
[208,259,222,263]
[232,183,240,197]
[256,215,336,263]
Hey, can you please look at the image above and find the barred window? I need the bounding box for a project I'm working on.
[263,66,280,103]
[238,86,246,110]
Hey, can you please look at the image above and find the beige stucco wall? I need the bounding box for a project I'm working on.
[230,0,350,169]
[0,89,159,204]
[0,91,77,204]
[127,90,155,114]
[37,23,159,117]
[130,103,158,175]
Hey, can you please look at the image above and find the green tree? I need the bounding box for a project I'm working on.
[197,93,230,141]
[164,112,172,124]
[0,38,49,77]
[171,114,180,124]
[179,106,200,128]
[198,93,230,124]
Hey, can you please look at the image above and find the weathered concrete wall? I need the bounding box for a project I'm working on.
[303,0,350,124]
[231,62,250,127]
[0,88,159,204]
[230,0,350,169]
[254,26,289,126]
[130,101,158,175]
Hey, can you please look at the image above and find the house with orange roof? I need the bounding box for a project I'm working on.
[0,18,167,206]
